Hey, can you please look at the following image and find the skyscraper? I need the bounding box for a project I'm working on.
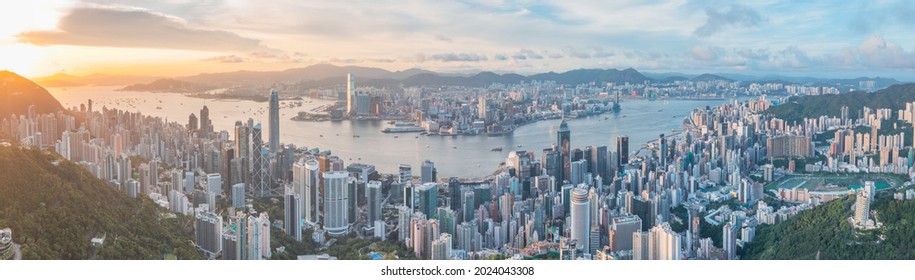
[206,173,221,195]
[367,181,382,225]
[421,160,436,183]
[323,171,350,236]
[570,187,590,255]
[268,89,280,153]
[854,181,875,226]
[304,159,320,225]
[591,145,608,184]
[199,105,211,135]
[723,222,737,260]
[346,73,355,115]
[417,183,438,217]
[284,187,302,241]
[557,119,571,184]
[232,183,245,209]
[617,135,629,168]
[195,209,223,257]
[647,223,681,260]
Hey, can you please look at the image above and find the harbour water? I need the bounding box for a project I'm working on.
[50,86,737,178]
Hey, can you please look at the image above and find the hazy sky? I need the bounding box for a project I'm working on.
[3,0,915,79]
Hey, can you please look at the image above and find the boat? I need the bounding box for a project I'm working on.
[382,127,425,133]
[517,144,523,148]
[394,136,399,138]
[155,106,162,109]
[453,146,457,149]
[319,135,323,137]
[491,147,503,152]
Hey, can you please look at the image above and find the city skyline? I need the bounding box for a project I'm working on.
[3,0,915,265]
[3,1,915,79]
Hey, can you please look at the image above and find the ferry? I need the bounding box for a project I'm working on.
[382,127,425,133]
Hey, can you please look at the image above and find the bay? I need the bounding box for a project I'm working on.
[49,86,736,179]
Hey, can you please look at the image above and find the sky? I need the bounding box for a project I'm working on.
[2,0,915,80]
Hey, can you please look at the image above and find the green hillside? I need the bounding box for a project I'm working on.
[743,195,915,260]
[765,83,915,123]
[0,139,201,260]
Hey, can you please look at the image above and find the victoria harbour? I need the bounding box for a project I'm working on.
[50,86,735,178]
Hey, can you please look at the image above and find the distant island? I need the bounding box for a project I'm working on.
[118,79,215,93]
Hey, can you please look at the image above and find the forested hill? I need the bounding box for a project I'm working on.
[764,83,915,123]
[0,139,201,260]
[742,195,915,260]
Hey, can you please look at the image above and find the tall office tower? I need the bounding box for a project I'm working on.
[250,124,268,196]
[399,164,412,183]
[251,123,263,154]
[448,178,461,211]
[431,233,453,260]
[292,160,307,223]
[185,171,195,193]
[617,135,629,168]
[284,187,302,241]
[591,145,608,184]
[188,113,198,131]
[346,73,356,115]
[421,160,436,183]
[232,183,246,209]
[462,191,475,223]
[723,222,737,260]
[234,121,249,184]
[195,209,223,257]
[304,159,320,225]
[437,207,457,236]
[323,171,350,236]
[417,183,438,217]
[367,180,382,225]
[478,95,487,120]
[570,187,591,255]
[206,173,222,196]
[200,105,211,135]
[253,147,270,197]
[610,215,641,252]
[268,89,280,153]
[648,223,681,260]
[557,119,571,184]
[659,134,668,166]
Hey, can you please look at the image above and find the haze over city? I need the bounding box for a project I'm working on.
[3,0,915,79]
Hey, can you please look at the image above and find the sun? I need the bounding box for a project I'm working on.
[0,43,41,76]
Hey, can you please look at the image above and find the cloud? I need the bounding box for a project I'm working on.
[690,46,722,61]
[18,5,271,52]
[367,58,396,63]
[559,46,614,59]
[417,53,488,62]
[848,1,915,34]
[434,34,453,42]
[249,51,278,59]
[694,4,763,37]
[494,54,509,61]
[836,35,915,69]
[201,54,245,63]
[511,49,544,60]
